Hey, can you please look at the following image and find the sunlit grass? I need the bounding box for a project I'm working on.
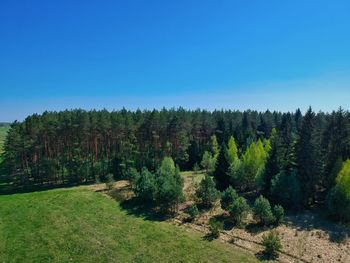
[0,187,258,263]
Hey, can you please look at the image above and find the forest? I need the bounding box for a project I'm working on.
[2,107,350,224]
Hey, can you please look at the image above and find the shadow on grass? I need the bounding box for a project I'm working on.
[118,197,172,222]
[202,233,217,242]
[211,214,235,231]
[0,159,102,195]
[0,177,97,196]
[246,223,272,234]
[255,251,278,261]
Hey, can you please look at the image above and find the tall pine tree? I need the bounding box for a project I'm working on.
[296,107,323,207]
[260,128,281,194]
[213,143,231,191]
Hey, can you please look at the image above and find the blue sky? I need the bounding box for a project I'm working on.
[1,1,350,121]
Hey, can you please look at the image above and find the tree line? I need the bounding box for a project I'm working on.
[3,107,350,221]
[3,108,284,185]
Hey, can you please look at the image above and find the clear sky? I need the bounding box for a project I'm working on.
[1,1,350,122]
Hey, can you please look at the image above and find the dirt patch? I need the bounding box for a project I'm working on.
[87,176,350,263]
[178,172,350,263]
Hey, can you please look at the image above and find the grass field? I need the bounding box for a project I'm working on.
[0,125,10,154]
[0,187,258,263]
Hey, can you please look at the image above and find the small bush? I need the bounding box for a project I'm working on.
[253,195,275,226]
[186,204,199,220]
[231,196,250,227]
[262,231,282,259]
[220,186,238,211]
[105,174,114,190]
[273,205,284,225]
[196,175,220,208]
[209,218,223,238]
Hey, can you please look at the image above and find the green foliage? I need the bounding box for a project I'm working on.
[327,186,350,222]
[201,151,216,173]
[270,170,301,209]
[335,159,350,197]
[326,157,343,191]
[232,139,268,191]
[155,158,184,213]
[227,136,239,164]
[262,231,282,259]
[209,218,223,238]
[220,186,238,211]
[105,174,114,190]
[213,144,231,191]
[0,125,10,155]
[210,135,220,157]
[3,106,350,221]
[279,113,297,172]
[296,107,323,207]
[231,196,250,227]
[273,205,284,225]
[259,128,280,194]
[126,167,140,188]
[253,195,275,226]
[158,157,176,177]
[327,160,350,222]
[187,140,201,170]
[186,204,199,220]
[134,167,157,201]
[323,108,349,192]
[196,175,220,208]
[134,157,184,214]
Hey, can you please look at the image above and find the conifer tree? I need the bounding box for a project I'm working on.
[296,107,323,207]
[322,108,350,191]
[210,135,220,158]
[201,151,215,174]
[213,144,231,191]
[236,139,268,191]
[227,136,239,165]
[260,129,280,194]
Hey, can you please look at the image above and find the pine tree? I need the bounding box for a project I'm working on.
[227,136,239,165]
[215,116,227,145]
[195,174,220,207]
[294,108,303,134]
[237,139,268,191]
[327,159,350,222]
[210,135,220,158]
[322,108,350,191]
[187,140,201,170]
[296,107,323,207]
[201,151,215,173]
[260,129,280,194]
[213,144,231,191]
[155,157,184,213]
[279,113,296,172]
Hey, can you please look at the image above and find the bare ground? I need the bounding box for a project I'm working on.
[86,175,350,263]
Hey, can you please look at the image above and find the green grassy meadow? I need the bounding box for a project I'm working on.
[0,187,258,263]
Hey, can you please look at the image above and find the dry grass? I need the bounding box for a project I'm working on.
[176,171,350,263]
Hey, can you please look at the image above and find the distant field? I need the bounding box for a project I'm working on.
[0,125,10,154]
[0,187,258,263]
